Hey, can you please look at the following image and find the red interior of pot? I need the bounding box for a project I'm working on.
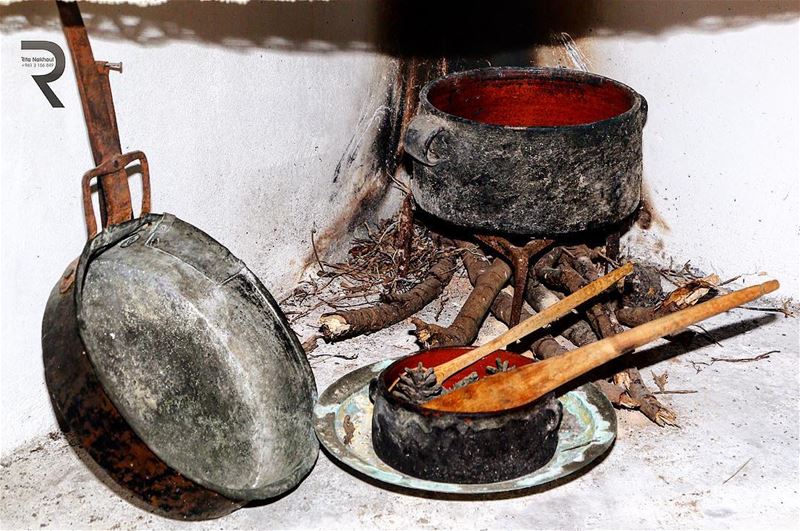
[427,73,634,127]
[383,347,534,391]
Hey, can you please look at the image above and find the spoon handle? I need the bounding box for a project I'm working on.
[432,262,634,384]
[425,280,779,413]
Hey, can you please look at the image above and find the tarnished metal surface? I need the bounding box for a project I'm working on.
[314,359,617,494]
[42,260,242,520]
[405,67,647,236]
[47,0,319,515]
[72,214,319,501]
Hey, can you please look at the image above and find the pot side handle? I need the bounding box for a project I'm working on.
[638,95,648,126]
[404,114,450,167]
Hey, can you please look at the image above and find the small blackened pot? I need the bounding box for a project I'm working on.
[405,67,647,235]
[371,347,562,484]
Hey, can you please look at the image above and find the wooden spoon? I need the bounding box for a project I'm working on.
[390,262,634,392]
[424,279,779,413]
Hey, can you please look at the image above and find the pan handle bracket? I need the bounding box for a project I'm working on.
[82,151,152,239]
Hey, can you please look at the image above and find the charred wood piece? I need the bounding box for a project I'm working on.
[395,193,415,278]
[412,254,511,348]
[320,249,457,341]
[525,281,598,348]
[617,274,720,328]
[464,243,630,403]
[532,246,676,426]
[622,263,664,308]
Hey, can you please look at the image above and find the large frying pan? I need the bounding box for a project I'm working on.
[42,2,317,519]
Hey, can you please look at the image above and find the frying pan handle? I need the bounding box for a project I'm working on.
[404,114,450,167]
[82,151,151,239]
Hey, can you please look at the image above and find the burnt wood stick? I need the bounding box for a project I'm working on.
[428,264,633,385]
[538,251,624,341]
[532,248,672,420]
[556,251,678,426]
[564,244,602,279]
[621,263,664,308]
[525,279,630,405]
[394,192,415,278]
[319,250,457,341]
[477,244,632,401]
[526,282,599,348]
[459,241,491,284]
[467,242,599,359]
[617,270,715,328]
[530,336,567,360]
[412,254,511,348]
[616,306,665,328]
[466,242,630,400]
[463,244,539,357]
[557,254,622,338]
[461,242,570,361]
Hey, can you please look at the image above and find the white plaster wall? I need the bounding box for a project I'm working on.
[1,1,399,454]
[539,2,800,299]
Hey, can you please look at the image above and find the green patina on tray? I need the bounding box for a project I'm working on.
[314,359,617,494]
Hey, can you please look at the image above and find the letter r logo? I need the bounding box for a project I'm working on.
[21,41,65,108]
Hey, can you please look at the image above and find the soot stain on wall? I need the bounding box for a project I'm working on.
[307,58,440,268]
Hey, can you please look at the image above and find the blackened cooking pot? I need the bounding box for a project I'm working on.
[371,347,562,484]
[404,67,648,235]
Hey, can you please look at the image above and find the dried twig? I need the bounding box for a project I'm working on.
[320,249,457,341]
[650,370,697,394]
[722,457,752,484]
[741,300,796,318]
[711,351,777,362]
[282,204,460,331]
[651,370,669,392]
[691,350,776,372]
[311,224,326,275]
[659,260,705,285]
[307,350,360,361]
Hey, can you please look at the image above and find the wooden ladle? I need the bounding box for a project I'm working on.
[390,262,634,392]
[424,279,779,413]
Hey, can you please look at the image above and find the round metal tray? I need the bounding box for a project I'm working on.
[314,359,617,494]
